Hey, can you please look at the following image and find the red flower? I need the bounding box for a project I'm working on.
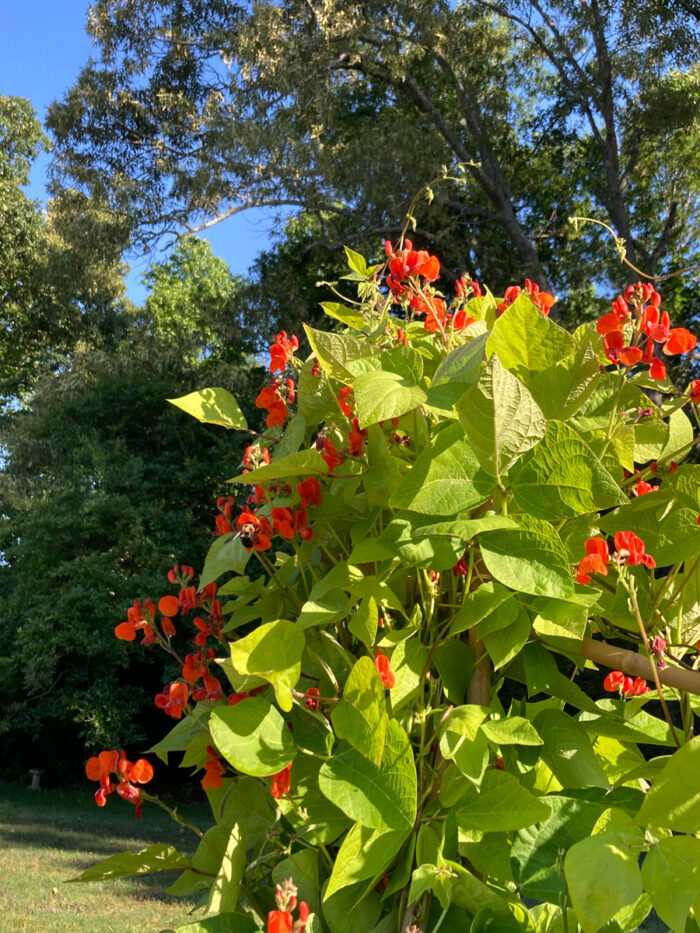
[613,531,655,568]
[603,670,627,693]
[385,239,440,283]
[634,480,656,496]
[690,380,700,403]
[271,507,296,539]
[575,538,610,584]
[297,477,322,509]
[374,651,395,689]
[255,382,291,428]
[158,595,179,617]
[236,510,273,551]
[268,911,293,933]
[269,331,299,374]
[321,439,344,474]
[154,681,189,719]
[628,676,650,696]
[338,386,354,418]
[649,357,666,381]
[453,310,476,330]
[270,763,292,799]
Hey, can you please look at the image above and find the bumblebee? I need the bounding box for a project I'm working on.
[238,522,258,549]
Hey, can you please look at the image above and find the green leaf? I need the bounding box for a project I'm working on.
[391,421,496,515]
[456,770,551,832]
[318,719,417,830]
[364,424,402,506]
[389,638,429,713]
[228,449,329,484]
[481,717,543,747]
[324,824,408,899]
[456,354,546,480]
[564,832,643,933]
[331,656,387,765]
[200,534,250,588]
[175,915,258,933]
[209,697,295,777]
[167,387,247,430]
[533,709,609,789]
[272,848,322,914]
[641,836,700,932]
[206,823,245,915]
[320,301,366,330]
[478,603,531,669]
[322,883,382,933]
[479,516,575,599]
[354,370,427,428]
[512,795,607,903]
[439,705,490,784]
[374,514,464,570]
[487,296,599,420]
[69,844,191,882]
[510,421,626,518]
[450,581,517,635]
[431,333,487,388]
[433,640,473,704]
[634,736,700,832]
[304,325,378,382]
[344,245,368,277]
[230,619,305,712]
[348,596,378,649]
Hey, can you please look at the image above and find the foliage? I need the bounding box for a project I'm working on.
[75,237,700,932]
[0,95,125,407]
[0,285,262,779]
[46,0,700,308]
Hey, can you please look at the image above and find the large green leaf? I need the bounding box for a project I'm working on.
[456,770,551,832]
[272,849,322,914]
[510,421,626,518]
[69,844,190,882]
[511,795,607,902]
[354,370,427,428]
[533,710,609,789]
[479,516,575,599]
[304,326,379,382]
[450,580,517,635]
[168,387,247,430]
[209,697,296,776]
[200,534,250,588]
[634,736,700,832]
[478,603,531,669]
[228,449,331,484]
[481,717,543,747]
[641,836,700,932]
[564,832,643,933]
[431,333,487,388]
[348,596,378,649]
[318,719,417,830]
[363,424,402,506]
[331,656,387,765]
[439,705,490,784]
[206,823,245,915]
[230,619,304,712]
[486,296,599,420]
[322,883,382,933]
[324,824,408,899]
[456,354,546,479]
[391,421,496,515]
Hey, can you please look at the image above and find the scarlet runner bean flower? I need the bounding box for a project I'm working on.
[269,331,299,374]
[384,238,440,284]
[297,476,322,509]
[154,681,189,719]
[603,671,650,696]
[575,538,610,584]
[320,438,344,474]
[86,749,153,816]
[114,598,156,642]
[201,746,226,791]
[497,278,556,316]
[690,380,700,403]
[236,510,273,551]
[270,763,292,799]
[305,687,321,710]
[255,379,295,428]
[374,651,395,689]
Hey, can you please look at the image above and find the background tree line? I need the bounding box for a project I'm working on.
[2,0,700,780]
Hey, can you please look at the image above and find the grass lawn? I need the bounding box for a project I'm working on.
[0,780,213,933]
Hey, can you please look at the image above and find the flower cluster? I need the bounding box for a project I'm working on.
[269,331,299,374]
[268,879,309,933]
[576,532,655,584]
[603,671,650,697]
[596,282,696,379]
[85,749,154,816]
[497,278,556,316]
[235,475,324,552]
[256,378,296,428]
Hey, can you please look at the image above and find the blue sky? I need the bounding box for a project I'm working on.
[1,0,279,303]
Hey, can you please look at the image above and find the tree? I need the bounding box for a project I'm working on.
[0,96,126,407]
[0,247,262,781]
[47,0,700,305]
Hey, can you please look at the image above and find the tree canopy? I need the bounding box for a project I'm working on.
[47,0,700,304]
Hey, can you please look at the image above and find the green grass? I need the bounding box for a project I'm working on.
[0,780,213,933]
